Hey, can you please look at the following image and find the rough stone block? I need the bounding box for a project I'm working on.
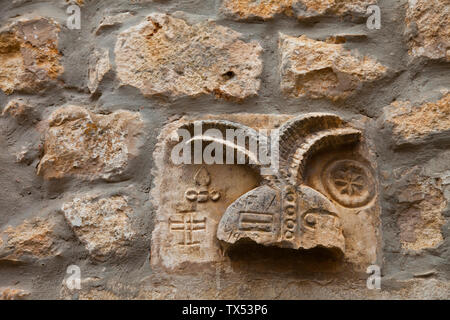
[0,17,63,95]
[115,13,263,100]
[383,165,446,251]
[405,0,450,61]
[381,94,450,147]
[0,288,30,300]
[221,0,377,21]
[88,49,111,93]
[0,218,55,261]
[37,106,143,180]
[279,34,387,101]
[62,194,135,261]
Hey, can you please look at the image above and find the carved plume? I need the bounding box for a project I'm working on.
[277,113,361,185]
[176,120,266,171]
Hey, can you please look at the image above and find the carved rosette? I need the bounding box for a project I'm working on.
[323,160,375,208]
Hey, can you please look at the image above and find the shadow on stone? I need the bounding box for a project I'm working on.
[225,240,345,275]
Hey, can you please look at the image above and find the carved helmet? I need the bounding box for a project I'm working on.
[176,113,371,255]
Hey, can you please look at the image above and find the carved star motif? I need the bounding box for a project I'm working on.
[333,168,365,196]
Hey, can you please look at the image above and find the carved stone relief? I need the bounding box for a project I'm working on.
[151,163,261,270]
[152,114,380,271]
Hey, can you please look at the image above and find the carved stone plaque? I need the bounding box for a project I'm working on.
[151,114,380,271]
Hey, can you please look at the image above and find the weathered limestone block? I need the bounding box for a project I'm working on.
[0,218,55,261]
[60,276,450,300]
[221,0,377,21]
[62,287,120,300]
[279,34,387,101]
[62,194,135,260]
[95,12,134,35]
[405,0,450,61]
[88,49,111,93]
[0,17,63,95]
[390,279,450,300]
[0,288,30,300]
[60,277,133,300]
[1,99,41,164]
[383,166,446,251]
[2,99,36,124]
[381,94,450,147]
[152,113,380,271]
[65,0,85,5]
[37,106,143,180]
[115,13,263,100]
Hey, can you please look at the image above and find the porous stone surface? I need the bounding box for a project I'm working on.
[382,165,447,251]
[279,34,387,101]
[62,194,135,261]
[396,169,446,251]
[95,12,134,35]
[381,94,450,146]
[1,98,35,124]
[60,274,450,300]
[0,17,63,95]
[0,0,449,301]
[0,288,30,300]
[37,106,143,180]
[222,0,377,21]
[0,218,56,261]
[115,13,263,100]
[65,0,85,5]
[88,49,111,93]
[405,0,450,61]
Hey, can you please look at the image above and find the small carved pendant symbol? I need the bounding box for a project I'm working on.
[185,167,221,203]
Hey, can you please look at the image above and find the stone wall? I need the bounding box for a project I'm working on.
[0,0,448,300]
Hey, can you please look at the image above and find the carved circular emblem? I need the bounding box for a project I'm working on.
[304,214,317,227]
[323,160,375,208]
